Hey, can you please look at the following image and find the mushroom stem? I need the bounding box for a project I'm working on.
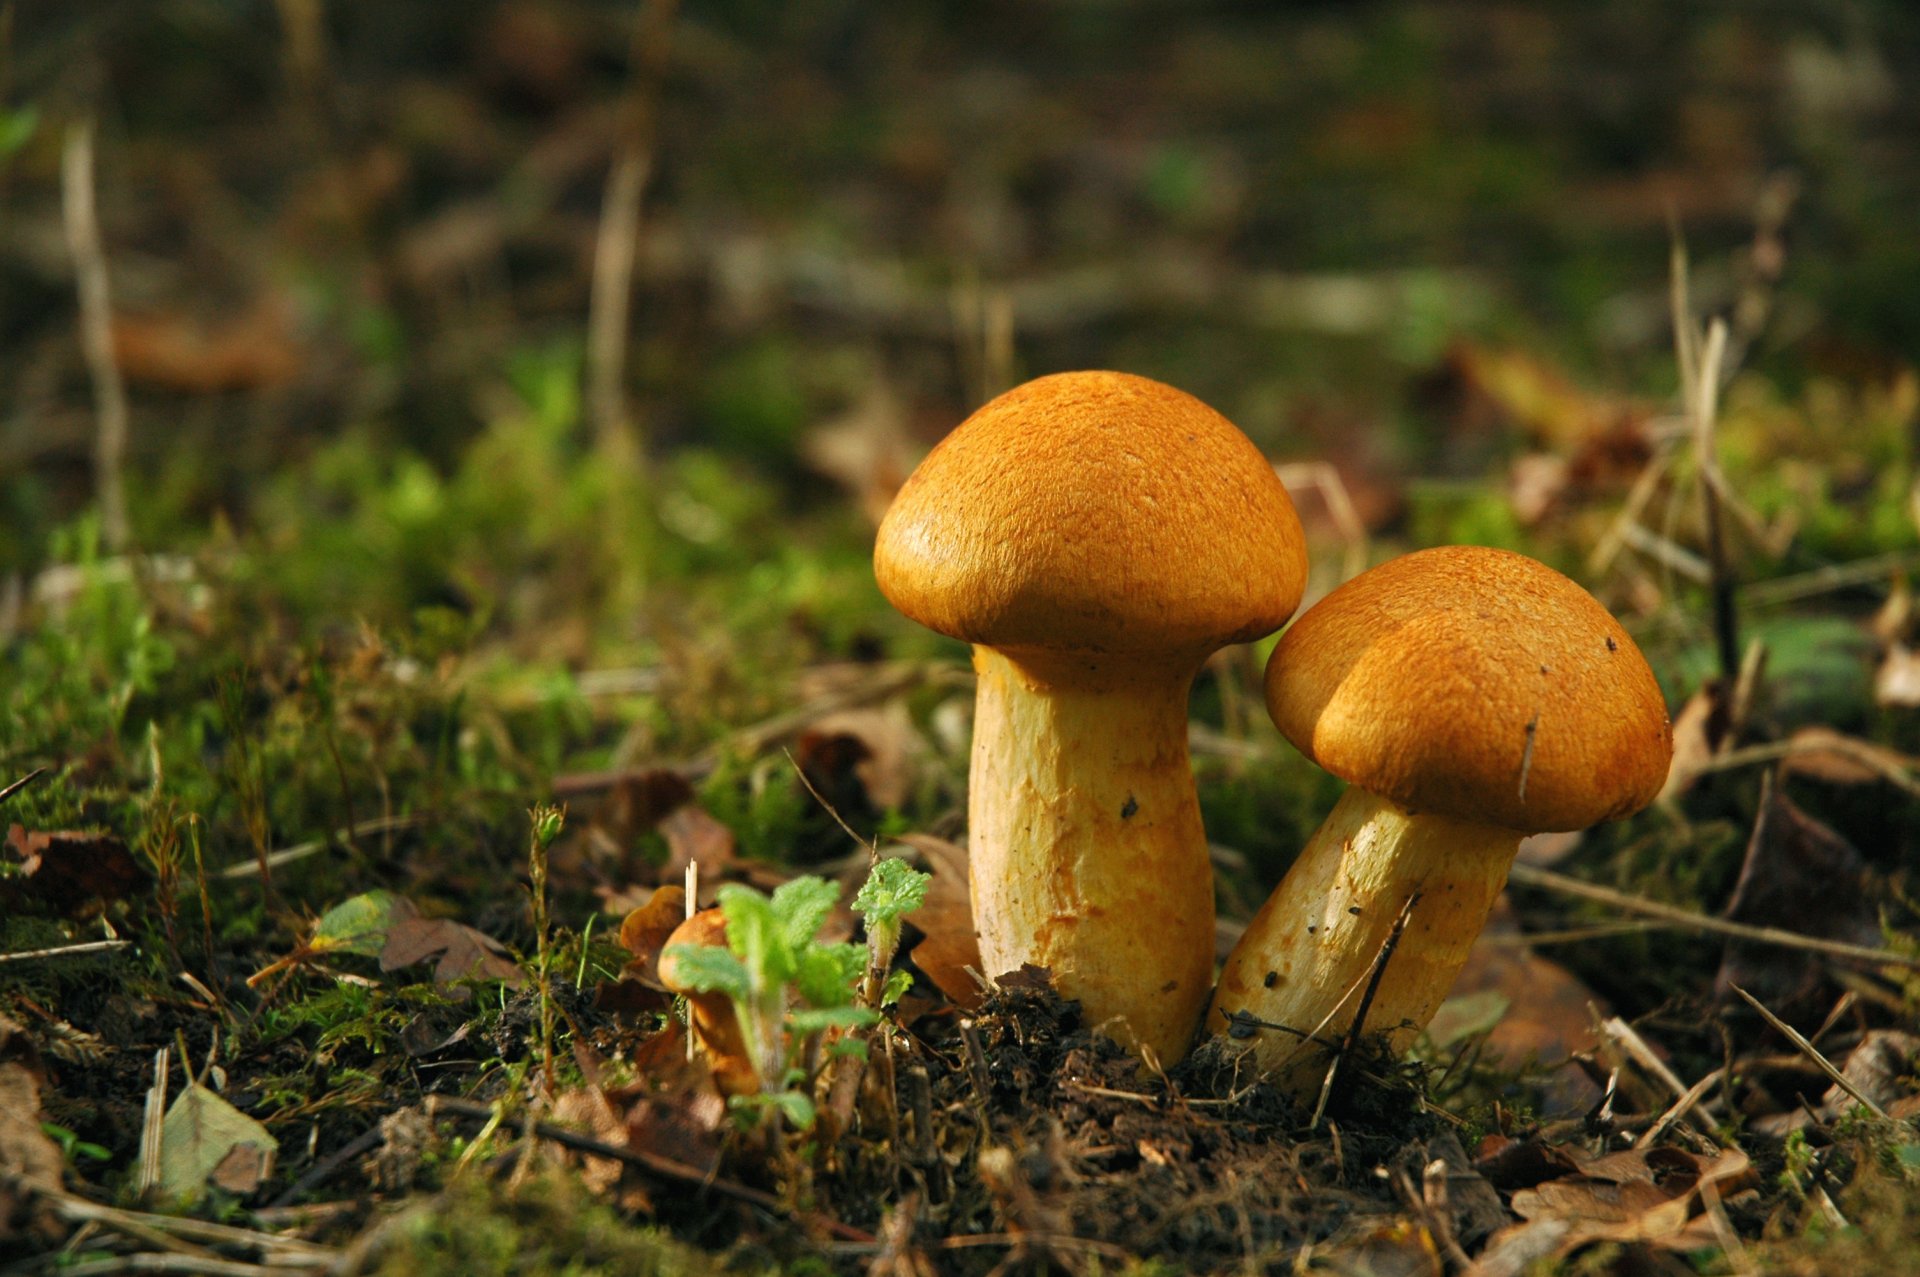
[969,645,1215,1065]
[1207,786,1519,1095]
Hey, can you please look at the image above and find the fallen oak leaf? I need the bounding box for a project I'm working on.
[380,897,525,991]
[595,884,687,1013]
[6,824,146,917]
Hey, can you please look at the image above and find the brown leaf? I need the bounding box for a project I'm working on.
[804,702,922,811]
[599,771,697,846]
[625,1093,724,1177]
[1442,898,1605,1114]
[6,824,147,917]
[1481,1147,1753,1272]
[111,300,300,394]
[893,833,982,1009]
[379,898,526,991]
[1715,781,1880,1024]
[595,885,688,1014]
[551,1088,634,1204]
[1823,1030,1920,1117]
[1473,1135,1583,1192]
[799,380,918,526]
[209,1142,272,1195]
[659,805,738,887]
[617,885,688,959]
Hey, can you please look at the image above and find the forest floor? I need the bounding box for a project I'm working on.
[9,3,1920,1273]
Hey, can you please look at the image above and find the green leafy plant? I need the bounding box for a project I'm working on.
[661,876,877,1129]
[851,856,931,1007]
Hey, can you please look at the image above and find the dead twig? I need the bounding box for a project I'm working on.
[1,768,47,806]
[1638,1067,1726,1149]
[61,119,130,553]
[1310,891,1420,1129]
[1506,863,1920,972]
[1728,984,1889,1119]
[587,0,680,466]
[0,939,130,964]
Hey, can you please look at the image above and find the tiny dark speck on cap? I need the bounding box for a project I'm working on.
[1348,906,1362,915]
[1120,794,1138,820]
[1606,635,1619,652]
[1160,979,1178,993]
[1263,970,1279,988]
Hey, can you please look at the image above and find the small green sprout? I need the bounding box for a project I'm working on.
[662,876,876,1128]
[851,856,931,1007]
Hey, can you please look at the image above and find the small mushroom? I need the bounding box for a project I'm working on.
[1208,546,1671,1092]
[875,371,1307,1063]
[657,910,759,1096]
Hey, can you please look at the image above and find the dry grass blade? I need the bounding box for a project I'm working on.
[1310,890,1421,1129]
[137,1047,168,1200]
[0,768,47,806]
[1728,983,1889,1119]
[1507,863,1920,971]
[1637,1067,1726,1149]
[0,940,131,964]
[216,814,420,879]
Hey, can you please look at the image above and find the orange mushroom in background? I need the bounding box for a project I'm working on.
[875,370,1308,1064]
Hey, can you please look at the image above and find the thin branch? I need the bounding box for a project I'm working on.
[0,768,46,806]
[0,939,129,963]
[587,0,680,465]
[1507,863,1920,972]
[1310,890,1420,1129]
[1728,984,1887,1119]
[61,119,130,552]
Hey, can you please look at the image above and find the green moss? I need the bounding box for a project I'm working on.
[367,1171,756,1277]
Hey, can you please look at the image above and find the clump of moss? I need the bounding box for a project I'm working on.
[366,1170,755,1277]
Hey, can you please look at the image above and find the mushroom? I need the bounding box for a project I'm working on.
[874,370,1308,1063]
[1207,545,1671,1092]
[657,910,759,1097]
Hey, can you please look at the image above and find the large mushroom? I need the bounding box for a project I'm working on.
[1208,545,1671,1092]
[875,370,1307,1063]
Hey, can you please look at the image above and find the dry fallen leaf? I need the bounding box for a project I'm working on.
[1658,685,1731,802]
[804,702,923,810]
[158,1083,278,1202]
[659,805,739,888]
[6,824,147,916]
[892,833,982,1009]
[799,380,919,526]
[1778,725,1920,787]
[111,300,300,394]
[1436,898,1605,1113]
[1474,1146,1753,1274]
[1715,780,1880,1023]
[379,897,526,991]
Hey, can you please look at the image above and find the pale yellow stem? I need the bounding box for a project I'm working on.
[1207,787,1518,1095]
[969,645,1214,1064]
